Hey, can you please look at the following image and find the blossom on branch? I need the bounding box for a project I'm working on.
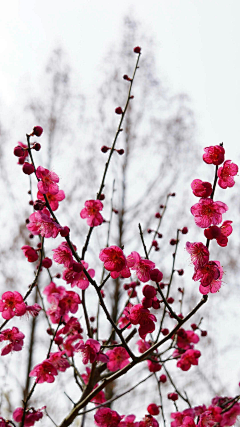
[94,407,122,427]
[106,346,130,371]
[27,207,62,238]
[190,198,228,228]
[29,360,58,383]
[217,160,238,189]
[80,199,104,227]
[13,406,45,426]
[186,242,209,269]
[191,179,212,198]
[0,291,27,320]
[37,189,65,211]
[36,166,59,195]
[99,246,130,279]
[127,252,155,282]
[203,145,225,165]
[21,245,39,262]
[0,327,25,355]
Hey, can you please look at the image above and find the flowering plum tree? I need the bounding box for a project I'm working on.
[0,47,240,427]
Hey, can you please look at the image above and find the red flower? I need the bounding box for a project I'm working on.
[186,242,209,269]
[176,349,201,371]
[193,261,220,287]
[94,408,122,427]
[37,189,65,211]
[0,291,27,320]
[80,199,104,227]
[129,304,157,339]
[203,145,225,165]
[36,166,59,195]
[127,252,155,283]
[217,160,238,189]
[21,245,38,262]
[0,327,25,355]
[29,360,58,383]
[13,406,45,426]
[27,207,62,238]
[191,179,212,198]
[99,246,130,279]
[106,347,130,372]
[53,242,73,268]
[191,198,228,228]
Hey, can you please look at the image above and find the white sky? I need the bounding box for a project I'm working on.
[1,0,240,160]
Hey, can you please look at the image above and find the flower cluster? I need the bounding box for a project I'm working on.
[188,144,238,294]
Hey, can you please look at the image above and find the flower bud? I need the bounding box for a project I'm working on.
[181,227,188,234]
[34,200,45,211]
[42,257,52,268]
[133,46,141,53]
[147,404,159,416]
[159,374,167,383]
[14,146,25,157]
[168,392,178,401]
[115,107,123,115]
[150,269,163,282]
[22,162,35,175]
[60,226,70,237]
[33,126,43,137]
[101,145,110,153]
[117,149,124,155]
[33,142,41,151]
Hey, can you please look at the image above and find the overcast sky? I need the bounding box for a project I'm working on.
[1,0,240,160]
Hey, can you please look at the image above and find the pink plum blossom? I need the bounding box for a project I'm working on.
[36,166,59,195]
[129,304,157,339]
[127,252,155,282]
[13,406,45,426]
[0,291,27,320]
[29,360,58,383]
[75,339,108,364]
[99,246,130,279]
[0,327,25,355]
[217,160,238,189]
[80,199,104,227]
[193,261,220,287]
[119,414,139,427]
[186,242,209,269]
[176,328,199,350]
[62,260,95,290]
[204,220,233,247]
[53,242,73,268]
[203,145,225,165]
[21,245,38,262]
[37,189,65,211]
[176,349,201,371]
[94,407,122,427]
[190,198,228,228]
[27,207,62,238]
[199,261,223,294]
[48,351,70,372]
[139,415,159,427]
[106,347,130,371]
[191,179,212,198]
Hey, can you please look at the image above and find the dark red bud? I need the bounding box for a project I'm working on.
[14,146,25,157]
[133,46,141,54]
[101,145,110,153]
[60,226,70,237]
[33,126,43,137]
[115,107,123,114]
[33,142,41,151]
[181,227,188,234]
[22,162,35,175]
